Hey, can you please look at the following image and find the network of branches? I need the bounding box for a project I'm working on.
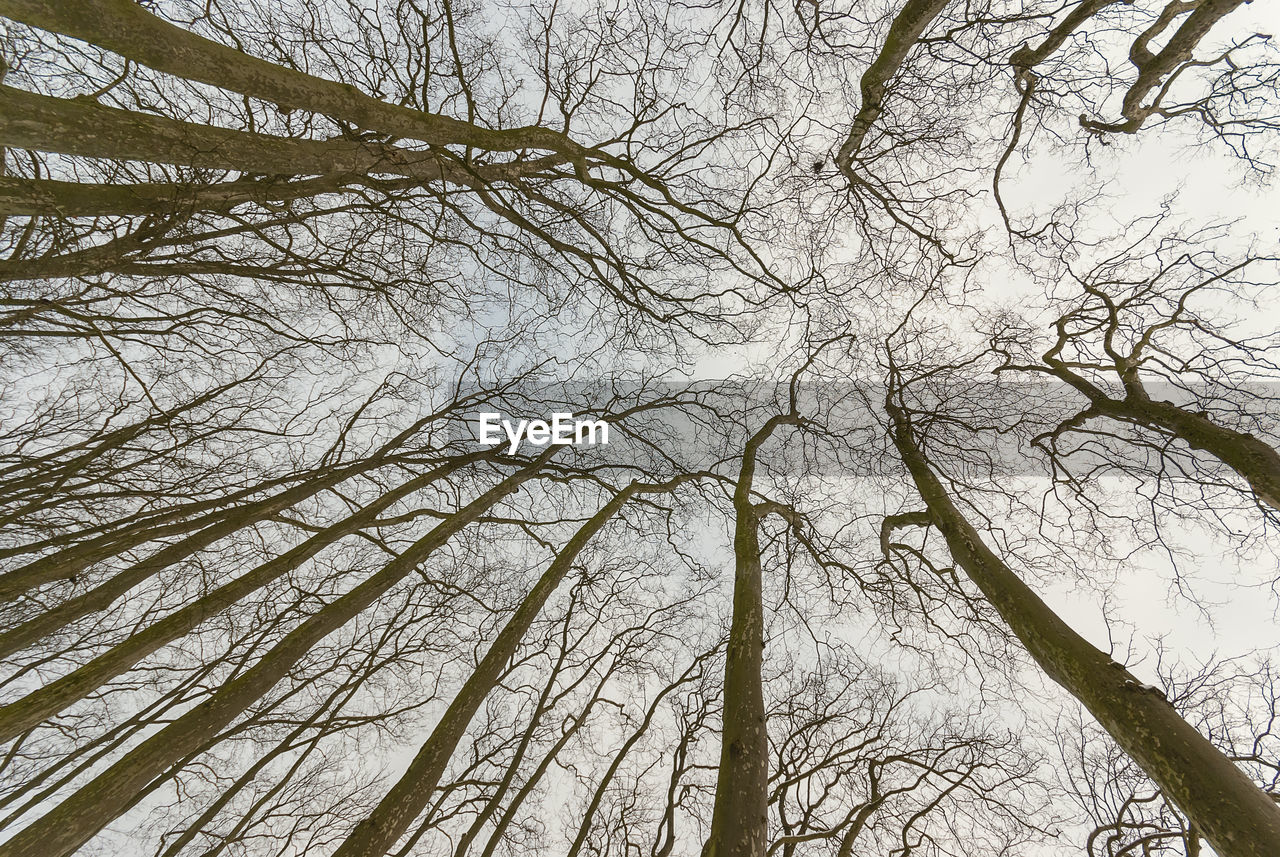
[1,0,1278,856]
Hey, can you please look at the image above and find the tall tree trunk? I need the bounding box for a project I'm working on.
[153,663,370,857]
[703,505,768,857]
[0,86,452,183]
[0,454,485,743]
[704,414,799,857]
[0,454,550,857]
[0,455,398,659]
[0,0,582,156]
[0,173,375,218]
[884,389,1280,857]
[330,475,692,857]
[0,85,567,220]
[0,453,406,602]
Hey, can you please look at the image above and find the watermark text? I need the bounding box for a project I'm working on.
[477,412,609,454]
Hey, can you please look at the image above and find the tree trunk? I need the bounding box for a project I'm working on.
[884,392,1280,857]
[0,0,581,156]
[0,456,395,660]
[0,173,380,218]
[703,414,798,857]
[0,86,451,183]
[0,454,483,743]
[702,505,769,857]
[0,455,549,857]
[330,475,691,857]
[0,84,573,221]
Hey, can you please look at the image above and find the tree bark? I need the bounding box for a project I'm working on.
[884,389,1280,857]
[0,455,399,660]
[0,0,586,157]
[703,414,799,857]
[0,454,484,744]
[0,86,454,183]
[0,173,374,217]
[0,453,550,857]
[330,474,693,857]
[0,85,574,221]
[835,0,951,172]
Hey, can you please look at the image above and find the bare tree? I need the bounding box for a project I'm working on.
[2,0,1279,855]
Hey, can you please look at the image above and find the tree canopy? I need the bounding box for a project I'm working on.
[1,0,1279,855]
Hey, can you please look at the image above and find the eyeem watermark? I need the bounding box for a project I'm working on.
[477,413,609,454]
